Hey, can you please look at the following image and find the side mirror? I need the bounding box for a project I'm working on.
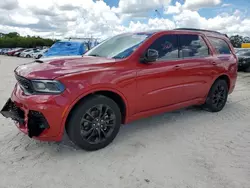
[141,49,159,63]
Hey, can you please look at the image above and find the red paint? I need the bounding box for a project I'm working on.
[9,30,237,141]
[7,48,24,56]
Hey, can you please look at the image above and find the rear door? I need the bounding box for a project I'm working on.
[177,34,214,101]
[207,36,237,91]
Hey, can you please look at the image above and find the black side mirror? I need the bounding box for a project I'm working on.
[141,49,159,63]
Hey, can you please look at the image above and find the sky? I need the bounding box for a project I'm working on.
[0,0,250,39]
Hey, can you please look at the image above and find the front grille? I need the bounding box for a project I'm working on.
[15,74,34,94]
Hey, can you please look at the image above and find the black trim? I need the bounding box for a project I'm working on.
[0,98,25,124]
[174,28,225,35]
[27,110,50,137]
[15,73,34,94]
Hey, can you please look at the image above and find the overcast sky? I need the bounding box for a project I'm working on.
[0,0,249,39]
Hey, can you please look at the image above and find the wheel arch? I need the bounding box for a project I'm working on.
[64,89,128,132]
[214,74,230,89]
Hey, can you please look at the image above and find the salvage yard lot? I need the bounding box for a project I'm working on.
[0,55,250,188]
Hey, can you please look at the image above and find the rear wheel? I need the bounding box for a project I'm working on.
[204,79,228,112]
[66,95,121,151]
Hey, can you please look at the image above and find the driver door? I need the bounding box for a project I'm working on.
[136,34,186,113]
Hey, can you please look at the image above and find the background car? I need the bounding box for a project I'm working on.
[2,48,13,55]
[236,49,250,72]
[13,49,26,57]
[7,48,24,56]
[32,48,48,59]
[20,49,35,58]
[42,41,88,58]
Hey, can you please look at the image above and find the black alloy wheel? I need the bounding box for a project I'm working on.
[204,79,228,112]
[80,104,116,144]
[66,95,121,151]
[211,84,227,109]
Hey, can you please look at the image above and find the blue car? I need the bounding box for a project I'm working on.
[42,41,88,58]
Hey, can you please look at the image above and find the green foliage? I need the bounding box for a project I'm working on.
[0,32,55,48]
[229,35,250,48]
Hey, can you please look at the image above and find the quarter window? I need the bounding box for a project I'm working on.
[179,34,209,58]
[147,35,179,60]
[208,37,231,54]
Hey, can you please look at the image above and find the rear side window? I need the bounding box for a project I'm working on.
[147,34,179,60]
[179,34,209,58]
[208,37,231,54]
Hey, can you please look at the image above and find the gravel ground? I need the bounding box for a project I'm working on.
[0,55,250,188]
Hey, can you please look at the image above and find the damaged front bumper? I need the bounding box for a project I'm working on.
[0,98,50,138]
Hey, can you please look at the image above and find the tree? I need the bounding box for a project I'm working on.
[0,32,55,48]
[230,35,244,48]
[243,37,250,43]
[5,32,20,38]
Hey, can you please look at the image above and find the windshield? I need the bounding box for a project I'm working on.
[84,33,152,59]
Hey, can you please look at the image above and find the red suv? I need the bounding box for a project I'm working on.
[1,28,237,151]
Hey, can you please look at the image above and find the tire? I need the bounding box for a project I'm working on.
[26,54,31,58]
[38,54,42,59]
[244,66,250,72]
[203,79,228,112]
[66,95,122,151]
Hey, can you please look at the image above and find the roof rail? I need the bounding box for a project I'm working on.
[174,28,226,36]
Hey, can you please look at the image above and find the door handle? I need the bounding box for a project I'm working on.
[212,62,216,65]
[174,65,181,70]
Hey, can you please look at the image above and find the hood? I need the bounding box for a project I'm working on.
[39,55,82,61]
[15,56,117,80]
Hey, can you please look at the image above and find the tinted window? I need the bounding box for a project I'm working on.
[147,35,179,60]
[179,35,209,58]
[208,37,231,54]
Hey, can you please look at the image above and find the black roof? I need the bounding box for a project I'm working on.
[131,28,228,38]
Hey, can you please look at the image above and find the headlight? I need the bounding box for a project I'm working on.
[31,80,65,94]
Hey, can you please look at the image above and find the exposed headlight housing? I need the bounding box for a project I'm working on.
[31,80,65,94]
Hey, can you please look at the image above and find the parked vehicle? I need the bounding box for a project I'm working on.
[32,49,48,59]
[1,48,12,55]
[13,49,26,57]
[8,48,24,56]
[42,41,88,58]
[236,49,250,72]
[20,49,36,58]
[0,28,237,151]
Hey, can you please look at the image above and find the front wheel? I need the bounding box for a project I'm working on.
[66,95,122,151]
[204,79,228,112]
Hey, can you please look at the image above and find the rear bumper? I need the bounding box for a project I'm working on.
[0,85,69,141]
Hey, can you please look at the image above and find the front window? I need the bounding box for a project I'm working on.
[84,33,152,59]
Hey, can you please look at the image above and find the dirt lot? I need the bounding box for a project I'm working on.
[0,55,250,188]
